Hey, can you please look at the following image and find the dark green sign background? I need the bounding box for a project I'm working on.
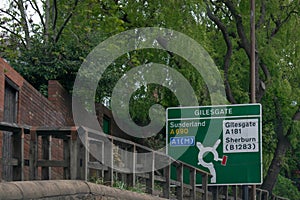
[166,104,262,185]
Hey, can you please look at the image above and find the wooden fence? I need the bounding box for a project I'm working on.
[0,122,288,200]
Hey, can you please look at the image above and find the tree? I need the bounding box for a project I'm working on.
[1,0,211,144]
[202,0,300,193]
[1,0,300,194]
[0,0,112,93]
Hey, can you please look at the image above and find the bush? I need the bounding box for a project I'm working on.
[273,175,300,200]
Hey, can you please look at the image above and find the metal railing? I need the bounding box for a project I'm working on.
[0,122,211,199]
[0,122,290,200]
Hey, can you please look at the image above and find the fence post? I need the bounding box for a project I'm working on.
[262,189,269,200]
[256,189,261,200]
[41,135,51,180]
[78,130,88,181]
[176,163,183,200]
[12,128,24,181]
[163,161,170,199]
[126,144,136,187]
[210,186,219,200]
[63,137,71,179]
[223,185,229,199]
[202,173,208,200]
[132,144,136,187]
[232,185,237,200]
[29,128,38,180]
[70,129,78,179]
[265,190,270,200]
[125,144,136,187]
[104,138,113,186]
[190,168,196,200]
[146,151,155,195]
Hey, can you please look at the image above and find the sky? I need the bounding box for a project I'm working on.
[0,0,42,36]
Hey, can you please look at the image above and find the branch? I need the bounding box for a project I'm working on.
[205,0,236,104]
[54,0,79,43]
[210,0,231,19]
[222,0,268,102]
[260,61,271,81]
[0,8,22,24]
[16,0,31,48]
[292,107,300,121]
[274,97,285,137]
[29,0,45,28]
[270,10,298,38]
[284,107,300,141]
[52,0,57,31]
[0,25,27,48]
[274,98,300,139]
[44,0,50,42]
[223,0,251,58]
[156,36,183,70]
[256,0,266,29]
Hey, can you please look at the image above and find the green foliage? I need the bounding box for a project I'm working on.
[90,172,169,194]
[1,0,300,194]
[273,175,300,200]
[113,179,145,193]
[113,179,127,190]
[143,131,165,150]
[89,176,145,193]
[89,176,104,185]
[127,181,146,194]
[289,122,300,149]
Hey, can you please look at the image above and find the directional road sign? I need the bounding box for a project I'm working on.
[166,104,262,185]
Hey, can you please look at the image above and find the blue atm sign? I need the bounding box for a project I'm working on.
[170,136,195,146]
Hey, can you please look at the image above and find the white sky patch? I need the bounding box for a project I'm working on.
[0,0,43,35]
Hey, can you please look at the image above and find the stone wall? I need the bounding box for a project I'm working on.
[0,180,166,200]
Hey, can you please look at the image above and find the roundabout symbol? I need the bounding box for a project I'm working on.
[196,139,228,183]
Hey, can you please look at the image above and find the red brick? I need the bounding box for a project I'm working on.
[0,58,72,180]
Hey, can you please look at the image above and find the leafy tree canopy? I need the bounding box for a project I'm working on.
[1,0,300,194]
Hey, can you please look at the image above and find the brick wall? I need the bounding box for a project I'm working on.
[48,80,74,126]
[0,58,73,180]
[0,58,24,180]
[0,58,72,127]
[19,81,66,127]
[0,58,24,122]
[0,58,131,181]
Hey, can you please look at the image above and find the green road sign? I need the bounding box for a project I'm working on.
[166,104,262,185]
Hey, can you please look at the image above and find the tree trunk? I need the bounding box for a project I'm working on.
[45,0,50,43]
[17,0,31,49]
[262,98,293,194]
[261,133,290,194]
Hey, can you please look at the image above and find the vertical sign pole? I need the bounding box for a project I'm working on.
[250,0,256,103]
[250,0,257,199]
